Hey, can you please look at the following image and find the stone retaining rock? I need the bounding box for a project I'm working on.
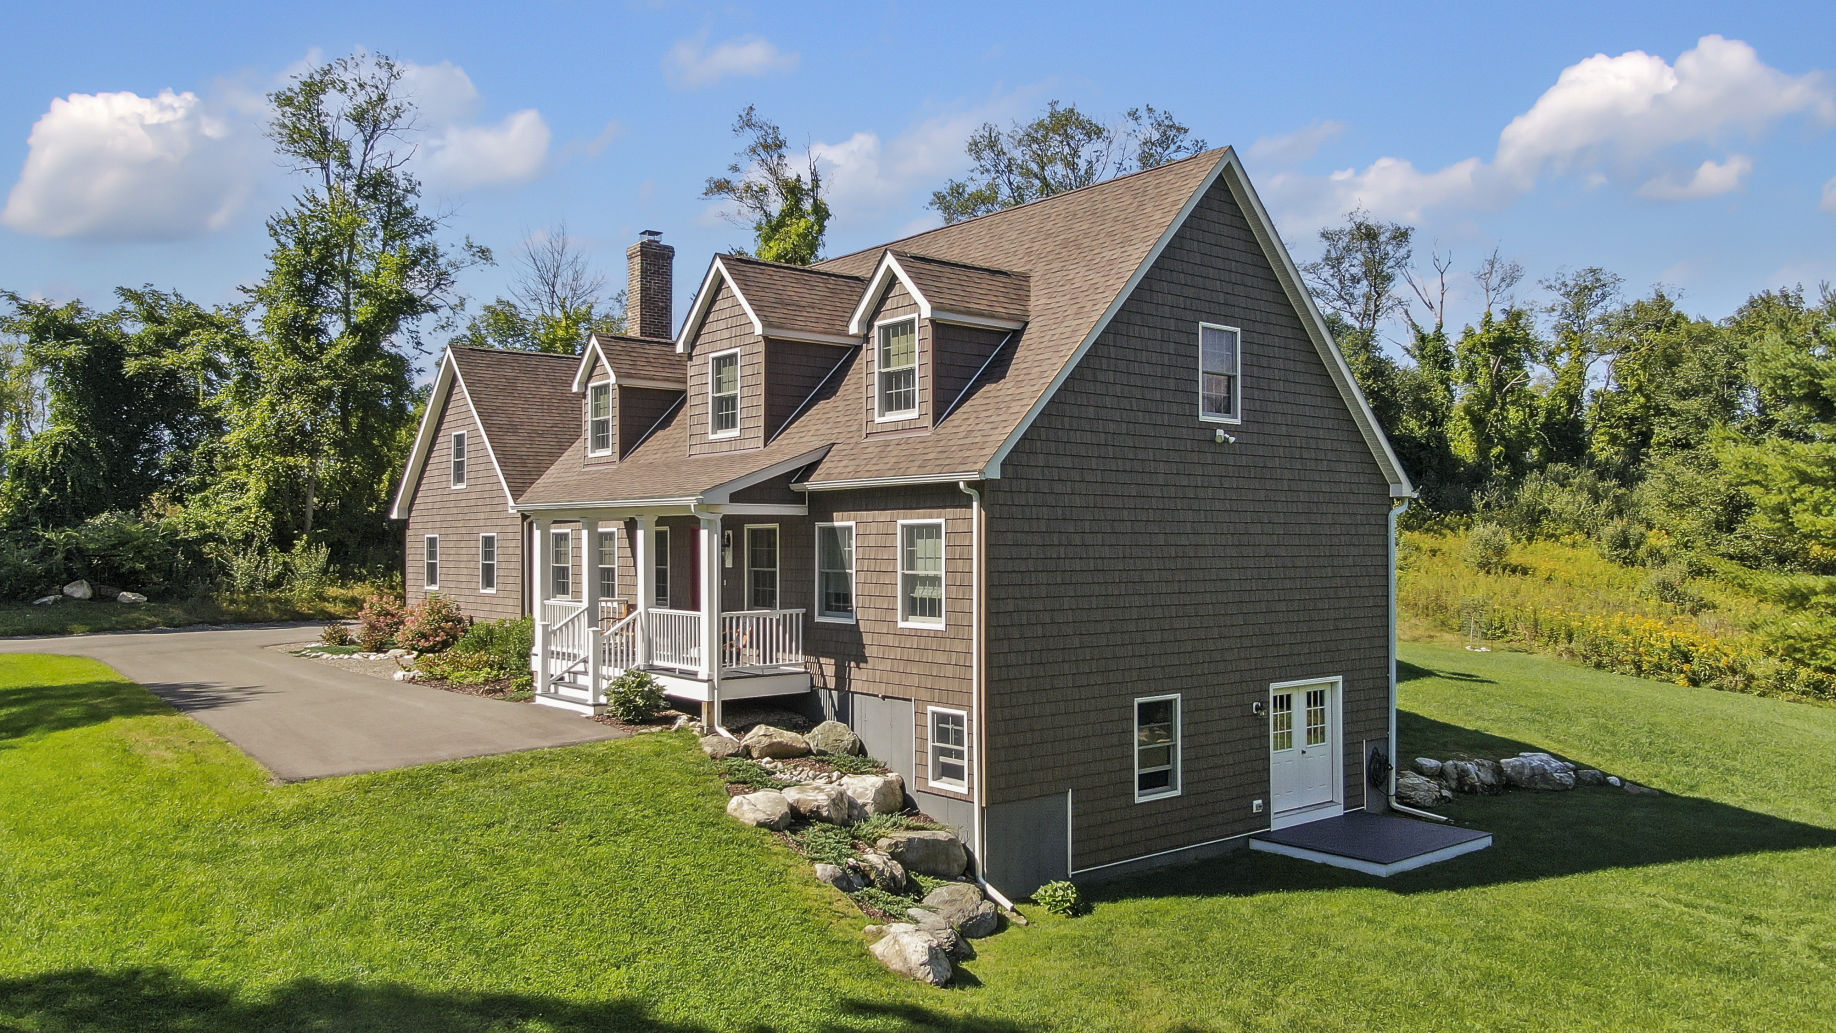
[62,580,93,601]
[700,734,744,761]
[31,595,59,606]
[1395,771,1449,807]
[742,725,811,759]
[922,883,998,938]
[868,927,954,985]
[727,790,794,830]
[1575,768,1606,786]
[839,772,905,816]
[1413,757,1442,777]
[876,830,967,878]
[849,850,907,893]
[783,783,859,824]
[806,720,865,756]
[1500,753,1576,791]
[116,591,147,604]
[815,863,865,893]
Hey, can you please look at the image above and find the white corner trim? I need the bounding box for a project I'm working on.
[677,257,765,355]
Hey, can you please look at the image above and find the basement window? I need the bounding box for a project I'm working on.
[929,707,969,790]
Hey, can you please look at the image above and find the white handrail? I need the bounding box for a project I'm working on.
[542,599,591,681]
[601,610,641,673]
[647,608,703,672]
[722,609,806,671]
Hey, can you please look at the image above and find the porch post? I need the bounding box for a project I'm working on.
[583,519,603,705]
[532,517,552,696]
[697,512,723,729]
[633,515,656,668]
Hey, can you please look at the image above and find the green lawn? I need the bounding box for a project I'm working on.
[0,588,366,638]
[2,646,1832,1032]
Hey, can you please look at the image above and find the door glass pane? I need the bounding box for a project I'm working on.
[1306,688,1328,746]
[1271,692,1293,751]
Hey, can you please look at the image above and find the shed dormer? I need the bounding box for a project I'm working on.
[847,251,1028,434]
[572,332,687,464]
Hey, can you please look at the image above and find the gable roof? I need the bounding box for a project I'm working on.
[847,251,1030,334]
[676,254,865,350]
[514,147,1410,509]
[390,346,580,518]
[573,332,687,391]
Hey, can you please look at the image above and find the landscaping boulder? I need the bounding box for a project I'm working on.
[783,783,859,824]
[742,724,811,759]
[1500,753,1576,791]
[1606,775,1624,788]
[839,772,905,816]
[868,927,953,986]
[876,829,967,878]
[116,591,147,605]
[1395,771,1448,808]
[1575,768,1607,786]
[31,595,59,606]
[1623,780,1660,796]
[922,882,999,938]
[850,850,907,894]
[1413,757,1442,777]
[727,790,794,830]
[61,579,93,601]
[700,734,744,761]
[392,670,422,682]
[814,863,865,893]
[806,719,865,756]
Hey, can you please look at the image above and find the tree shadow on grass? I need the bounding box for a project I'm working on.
[1398,658,1493,685]
[0,967,1048,1033]
[0,679,172,744]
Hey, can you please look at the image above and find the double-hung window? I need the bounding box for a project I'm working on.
[876,318,918,419]
[587,382,612,455]
[596,531,617,600]
[898,520,944,627]
[1135,695,1181,800]
[423,535,440,590]
[1199,323,1241,422]
[653,528,670,607]
[709,350,740,437]
[450,431,467,487]
[478,533,497,593]
[815,523,855,621]
[550,529,573,600]
[929,707,969,790]
[746,525,779,609]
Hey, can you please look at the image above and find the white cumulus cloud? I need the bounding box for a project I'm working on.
[1,89,257,240]
[664,33,799,89]
[1635,155,1754,200]
[1823,176,1836,214]
[421,108,552,190]
[1247,120,1344,165]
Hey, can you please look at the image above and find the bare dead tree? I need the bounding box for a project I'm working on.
[509,223,607,323]
[1475,248,1526,316]
[1404,247,1454,336]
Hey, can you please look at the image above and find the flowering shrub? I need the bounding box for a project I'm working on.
[397,595,469,653]
[355,594,407,652]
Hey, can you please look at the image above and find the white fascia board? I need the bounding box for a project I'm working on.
[762,327,864,347]
[929,311,1026,332]
[702,448,834,503]
[390,351,457,520]
[451,365,517,514]
[516,495,702,513]
[847,252,928,335]
[676,257,764,355]
[571,335,614,392]
[793,472,983,492]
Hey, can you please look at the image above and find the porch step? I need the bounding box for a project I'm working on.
[532,685,603,716]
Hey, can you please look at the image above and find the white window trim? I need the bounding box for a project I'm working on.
[1134,693,1183,803]
[653,527,671,607]
[744,523,780,611]
[896,518,946,630]
[549,528,574,601]
[1198,322,1243,425]
[596,529,617,600]
[449,431,467,488]
[873,315,921,422]
[478,533,497,594]
[813,521,857,624]
[423,534,440,590]
[707,348,742,440]
[927,705,970,792]
[586,380,614,457]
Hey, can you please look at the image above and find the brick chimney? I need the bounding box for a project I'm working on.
[626,230,674,340]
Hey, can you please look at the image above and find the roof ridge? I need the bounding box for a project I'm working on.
[450,344,581,361]
[591,332,679,347]
[719,252,868,281]
[889,250,1030,279]
[817,147,1228,269]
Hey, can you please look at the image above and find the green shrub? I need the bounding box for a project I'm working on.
[1644,563,1709,614]
[851,812,946,843]
[821,752,885,775]
[397,595,468,653]
[286,539,333,599]
[420,616,534,683]
[222,543,285,595]
[1462,523,1512,574]
[797,823,856,867]
[606,668,665,723]
[355,594,407,652]
[1476,463,1623,541]
[848,887,919,918]
[715,757,782,790]
[1033,880,1085,917]
[1598,518,1643,566]
[320,622,353,646]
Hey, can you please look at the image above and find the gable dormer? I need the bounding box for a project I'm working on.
[847,251,1028,435]
[573,332,686,464]
[677,255,862,456]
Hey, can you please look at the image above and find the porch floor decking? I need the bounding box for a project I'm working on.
[1249,811,1492,877]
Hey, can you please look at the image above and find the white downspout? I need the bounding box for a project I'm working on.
[958,480,1012,909]
[1384,496,1449,823]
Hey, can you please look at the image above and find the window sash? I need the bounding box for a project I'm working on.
[930,709,968,789]
[1136,696,1180,799]
[550,529,573,599]
[597,533,616,600]
[423,536,439,589]
[653,528,670,607]
[815,525,855,619]
[709,352,740,435]
[588,383,612,454]
[450,432,466,486]
[746,526,779,610]
[1199,324,1240,420]
[899,522,944,624]
[479,534,497,592]
[877,319,918,417]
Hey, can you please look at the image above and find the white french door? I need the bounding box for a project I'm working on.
[1269,678,1341,826]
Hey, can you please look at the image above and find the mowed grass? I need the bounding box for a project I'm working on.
[0,586,369,638]
[2,648,1834,1032]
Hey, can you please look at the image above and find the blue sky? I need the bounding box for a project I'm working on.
[2,1,1832,359]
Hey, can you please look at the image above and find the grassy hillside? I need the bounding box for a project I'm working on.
[2,649,1832,1031]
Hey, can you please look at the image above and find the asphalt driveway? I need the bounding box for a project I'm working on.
[0,622,621,781]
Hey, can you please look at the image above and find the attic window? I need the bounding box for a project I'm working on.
[1199,323,1241,423]
[876,318,918,420]
[709,350,740,438]
[450,431,467,487]
[587,382,612,456]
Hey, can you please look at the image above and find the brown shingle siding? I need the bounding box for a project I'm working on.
[404,384,525,621]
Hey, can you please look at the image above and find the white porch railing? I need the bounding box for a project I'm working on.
[543,599,590,663]
[647,608,703,672]
[598,598,632,630]
[601,610,641,673]
[722,609,805,671]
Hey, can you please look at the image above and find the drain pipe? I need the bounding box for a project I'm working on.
[958,479,1006,906]
[1384,497,1450,824]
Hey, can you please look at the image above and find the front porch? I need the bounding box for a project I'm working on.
[526,504,814,723]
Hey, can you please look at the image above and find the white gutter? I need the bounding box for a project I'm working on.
[958,479,1009,907]
[1384,497,1449,823]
